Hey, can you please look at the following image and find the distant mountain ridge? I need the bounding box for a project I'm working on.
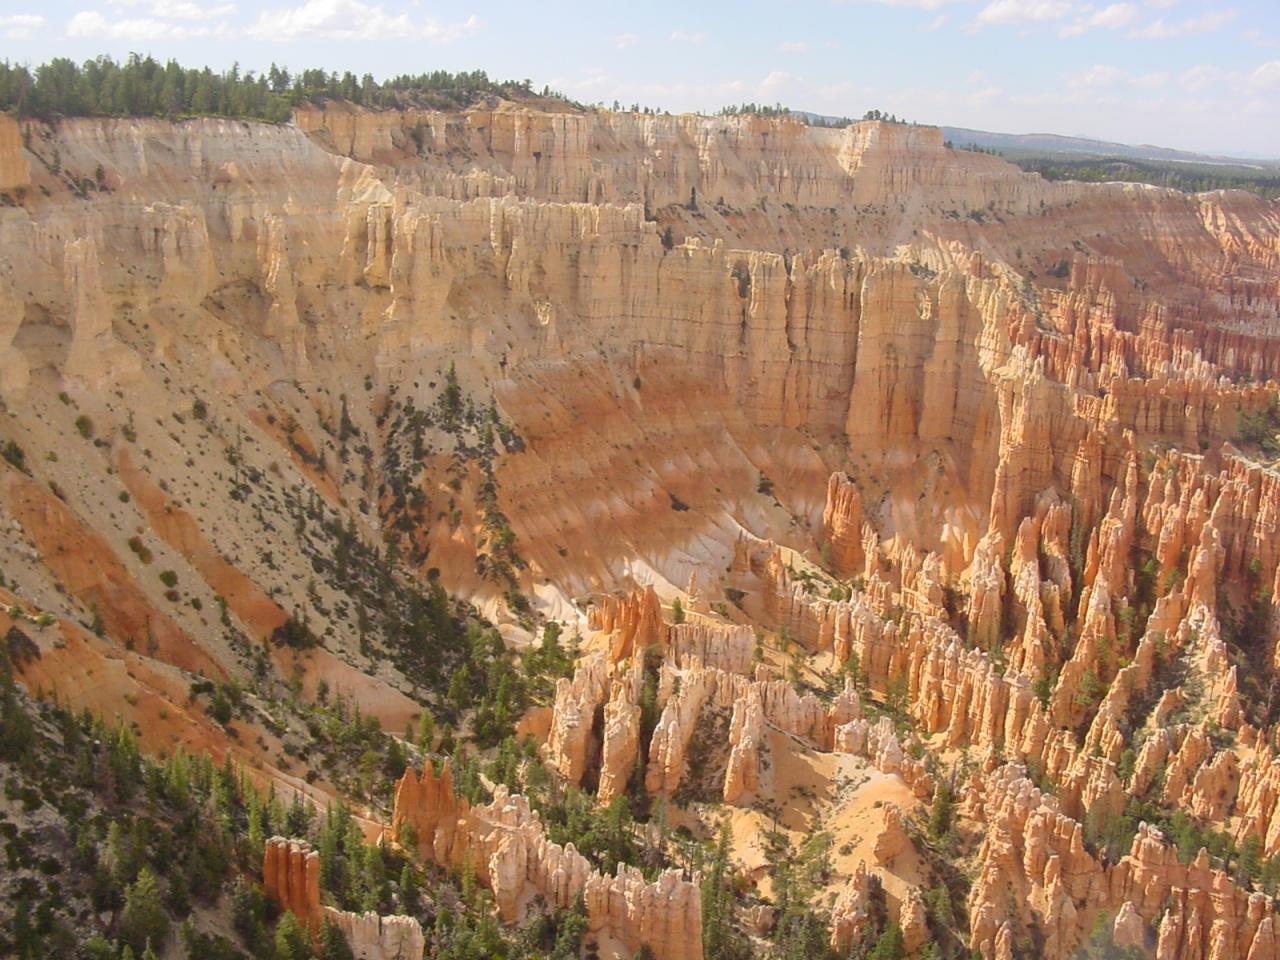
[791,109,1278,168]
[939,126,1280,168]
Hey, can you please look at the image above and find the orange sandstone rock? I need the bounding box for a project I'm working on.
[263,837,426,960]
[390,773,702,960]
[822,472,865,578]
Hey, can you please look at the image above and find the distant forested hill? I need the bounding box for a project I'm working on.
[0,54,575,123]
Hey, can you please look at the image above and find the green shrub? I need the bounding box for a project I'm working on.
[1,440,26,473]
[119,867,170,953]
[1238,401,1280,457]
[128,537,153,564]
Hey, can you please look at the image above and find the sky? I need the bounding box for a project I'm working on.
[2,0,1278,157]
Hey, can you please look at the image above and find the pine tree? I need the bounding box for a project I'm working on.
[384,736,407,779]
[120,868,170,953]
[867,922,906,960]
[415,711,435,751]
[230,876,267,949]
[318,918,356,960]
[551,898,588,960]
[928,781,955,839]
[274,911,309,960]
[702,822,740,960]
[286,790,313,836]
[0,658,34,761]
[1238,834,1263,888]
[399,863,420,914]
[247,792,266,864]
[441,362,463,431]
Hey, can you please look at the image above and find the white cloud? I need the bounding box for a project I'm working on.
[0,14,44,38]
[1068,64,1167,89]
[1252,61,1280,91]
[668,29,706,44]
[1060,2,1137,36]
[612,32,637,49]
[975,0,1234,40]
[925,14,947,29]
[836,0,965,9]
[67,9,226,38]
[976,0,1076,26]
[1179,64,1214,91]
[780,40,809,52]
[247,0,479,42]
[106,0,233,14]
[759,70,794,94]
[1069,64,1129,87]
[148,0,236,20]
[1091,2,1138,28]
[1131,8,1237,39]
[552,70,749,110]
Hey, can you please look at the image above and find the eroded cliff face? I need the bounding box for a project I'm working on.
[263,837,426,960]
[390,760,701,960]
[1,103,1279,959]
[2,111,1275,591]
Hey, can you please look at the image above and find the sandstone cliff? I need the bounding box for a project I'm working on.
[263,837,426,960]
[391,762,702,960]
[0,100,1277,960]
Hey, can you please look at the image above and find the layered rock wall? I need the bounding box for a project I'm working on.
[822,472,865,578]
[262,837,426,960]
[391,762,702,960]
[965,766,1280,960]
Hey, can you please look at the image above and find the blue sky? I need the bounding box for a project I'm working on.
[3,0,1277,156]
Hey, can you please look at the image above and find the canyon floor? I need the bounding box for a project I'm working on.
[1,97,1280,960]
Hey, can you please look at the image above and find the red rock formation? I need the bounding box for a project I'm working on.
[263,837,426,960]
[390,771,702,960]
[900,887,929,954]
[0,115,29,192]
[597,661,645,804]
[543,654,610,786]
[822,472,865,578]
[583,865,702,960]
[1112,901,1147,952]
[967,533,1006,651]
[831,861,874,951]
[263,836,323,932]
[873,803,912,865]
[646,666,716,795]
[324,911,427,960]
[667,621,754,673]
[964,764,1280,960]
[723,689,764,804]
[391,759,468,863]
[589,587,666,662]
